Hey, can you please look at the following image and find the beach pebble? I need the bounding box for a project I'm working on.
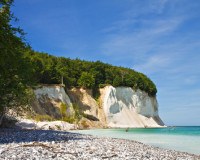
[0,128,199,160]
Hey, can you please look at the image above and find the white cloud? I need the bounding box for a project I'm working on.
[149,0,169,14]
[134,55,171,74]
[100,15,184,68]
[184,76,198,85]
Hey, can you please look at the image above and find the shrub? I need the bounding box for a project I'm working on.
[72,103,82,121]
[62,116,75,123]
[60,103,67,117]
[99,84,108,88]
[34,114,54,122]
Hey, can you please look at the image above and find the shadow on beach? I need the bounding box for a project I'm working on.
[0,128,86,144]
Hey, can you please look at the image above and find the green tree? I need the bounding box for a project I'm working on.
[78,72,95,89]
[25,50,157,96]
[113,75,123,87]
[0,0,33,125]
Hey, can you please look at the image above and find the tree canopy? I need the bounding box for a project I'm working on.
[26,51,157,96]
[0,0,33,124]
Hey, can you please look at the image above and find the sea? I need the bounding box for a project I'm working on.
[71,126,200,155]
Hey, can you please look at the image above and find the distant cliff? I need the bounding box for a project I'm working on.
[29,85,164,128]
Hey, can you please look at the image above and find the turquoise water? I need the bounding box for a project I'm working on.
[71,127,200,155]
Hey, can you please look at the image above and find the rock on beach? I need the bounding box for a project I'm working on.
[0,129,199,160]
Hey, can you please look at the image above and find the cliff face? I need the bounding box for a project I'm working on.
[32,85,164,128]
[34,86,72,108]
[100,86,164,128]
[67,88,107,128]
[32,85,74,119]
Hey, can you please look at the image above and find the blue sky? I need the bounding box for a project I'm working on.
[12,0,200,126]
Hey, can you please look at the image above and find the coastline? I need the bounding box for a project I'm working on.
[0,128,199,159]
[72,127,200,155]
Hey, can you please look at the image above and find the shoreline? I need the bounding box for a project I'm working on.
[0,128,199,159]
[73,127,200,155]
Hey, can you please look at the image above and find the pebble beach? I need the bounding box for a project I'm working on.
[0,129,199,160]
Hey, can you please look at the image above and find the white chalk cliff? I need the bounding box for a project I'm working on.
[31,85,164,128]
[32,85,74,119]
[100,86,164,128]
[34,85,72,108]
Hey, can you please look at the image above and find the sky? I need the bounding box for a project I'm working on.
[12,0,200,126]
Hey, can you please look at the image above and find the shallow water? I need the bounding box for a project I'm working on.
[71,126,200,155]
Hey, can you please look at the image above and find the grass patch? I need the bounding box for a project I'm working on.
[34,114,54,122]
